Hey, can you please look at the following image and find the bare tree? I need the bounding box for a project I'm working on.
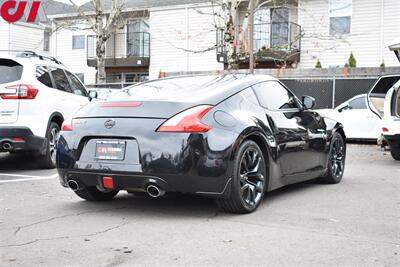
[68,0,126,83]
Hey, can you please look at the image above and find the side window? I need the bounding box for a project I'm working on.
[348,97,367,109]
[65,71,88,97]
[36,66,53,88]
[72,35,85,49]
[252,81,299,110]
[49,67,71,93]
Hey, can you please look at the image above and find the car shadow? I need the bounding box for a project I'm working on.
[0,152,44,171]
[60,179,325,218]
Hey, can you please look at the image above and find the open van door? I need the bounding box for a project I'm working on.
[367,75,400,119]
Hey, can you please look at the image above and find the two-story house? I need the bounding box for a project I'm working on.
[49,0,400,84]
[0,0,74,55]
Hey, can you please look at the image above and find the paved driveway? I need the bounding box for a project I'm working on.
[0,145,399,266]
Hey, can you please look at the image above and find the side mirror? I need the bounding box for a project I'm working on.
[302,95,315,110]
[338,105,351,113]
[88,90,98,101]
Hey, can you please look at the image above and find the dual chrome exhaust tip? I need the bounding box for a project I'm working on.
[146,184,165,198]
[2,142,13,151]
[68,179,165,198]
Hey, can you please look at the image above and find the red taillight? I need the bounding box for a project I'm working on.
[13,138,25,142]
[61,118,74,131]
[157,105,214,133]
[101,101,142,108]
[382,127,389,132]
[0,84,39,99]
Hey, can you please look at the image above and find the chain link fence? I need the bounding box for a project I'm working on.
[281,77,378,109]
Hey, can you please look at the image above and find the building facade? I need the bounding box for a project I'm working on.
[48,0,400,84]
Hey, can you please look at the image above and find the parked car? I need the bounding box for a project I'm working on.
[0,51,97,168]
[317,94,381,140]
[57,74,346,214]
[368,75,400,160]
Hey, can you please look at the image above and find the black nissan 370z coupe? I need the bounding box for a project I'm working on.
[56,74,346,213]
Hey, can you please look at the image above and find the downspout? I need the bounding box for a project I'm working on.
[186,7,189,71]
[379,0,384,63]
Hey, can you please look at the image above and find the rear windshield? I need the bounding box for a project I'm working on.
[0,59,23,84]
[113,75,241,101]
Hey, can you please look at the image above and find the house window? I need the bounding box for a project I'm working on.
[43,31,50,52]
[329,0,352,36]
[254,8,289,50]
[127,20,150,57]
[72,35,85,49]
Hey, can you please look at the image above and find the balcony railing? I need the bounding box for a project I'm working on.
[217,22,301,65]
[87,32,150,67]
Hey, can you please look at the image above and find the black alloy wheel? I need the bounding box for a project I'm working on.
[321,132,346,183]
[217,140,267,214]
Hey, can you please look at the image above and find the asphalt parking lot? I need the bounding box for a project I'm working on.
[0,144,399,266]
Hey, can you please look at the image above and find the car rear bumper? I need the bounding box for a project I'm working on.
[0,126,47,153]
[57,169,232,198]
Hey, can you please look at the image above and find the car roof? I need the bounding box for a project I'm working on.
[121,74,277,104]
[0,54,65,69]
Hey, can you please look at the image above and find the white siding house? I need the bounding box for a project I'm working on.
[48,0,400,84]
[299,0,400,68]
[51,25,97,84]
[0,18,49,53]
[149,4,223,79]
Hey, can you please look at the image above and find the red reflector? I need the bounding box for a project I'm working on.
[102,177,114,189]
[382,127,389,132]
[13,138,25,141]
[101,102,142,108]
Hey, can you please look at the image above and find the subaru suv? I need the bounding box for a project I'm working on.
[0,51,95,168]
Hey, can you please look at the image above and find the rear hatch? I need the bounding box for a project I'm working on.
[367,75,400,119]
[0,58,23,124]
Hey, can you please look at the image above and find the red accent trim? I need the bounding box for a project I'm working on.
[61,118,73,131]
[100,102,142,108]
[1,84,38,99]
[157,105,214,133]
[102,177,114,189]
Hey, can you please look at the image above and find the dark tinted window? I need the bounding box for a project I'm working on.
[36,66,53,88]
[252,81,299,110]
[372,76,400,95]
[49,67,71,92]
[348,97,367,109]
[118,75,240,101]
[65,71,87,97]
[0,59,23,84]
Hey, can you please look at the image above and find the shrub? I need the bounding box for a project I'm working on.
[348,52,357,68]
[315,59,322,68]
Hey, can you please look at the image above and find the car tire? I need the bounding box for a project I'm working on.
[389,142,400,161]
[74,186,119,201]
[320,132,346,184]
[38,122,60,169]
[216,140,267,214]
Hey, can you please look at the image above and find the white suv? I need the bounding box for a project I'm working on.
[0,51,95,168]
[368,75,400,160]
